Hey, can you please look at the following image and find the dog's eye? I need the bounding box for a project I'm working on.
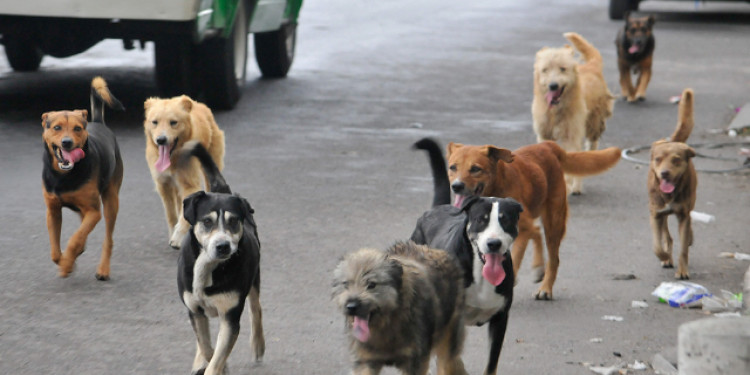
[170,120,178,127]
[53,125,61,131]
[449,164,457,172]
[671,157,682,165]
[73,126,83,132]
[640,27,647,33]
[541,68,548,73]
[654,157,662,163]
[367,282,376,290]
[469,166,482,174]
[560,67,566,73]
[151,120,157,126]
[202,218,213,227]
[226,216,239,228]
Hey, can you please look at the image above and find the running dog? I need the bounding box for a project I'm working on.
[332,241,468,375]
[446,140,621,300]
[177,141,264,375]
[41,77,124,280]
[648,89,696,280]
[532,32,615,194]
[144,95,225,248]
[616,13,655,102]
[411,138,522,375]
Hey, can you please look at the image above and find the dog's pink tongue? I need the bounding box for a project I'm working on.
[352,317,370,342]
[61,148,85,163]
[660,179,675,194]
[545,90,560,106]
[453,194,465,208]
[629,45,640,54]
[155,145,171,172]
[482,253,506,286]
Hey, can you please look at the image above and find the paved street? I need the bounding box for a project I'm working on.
[1,0,749,374]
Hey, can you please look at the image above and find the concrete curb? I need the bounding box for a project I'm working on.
[744,264,750,314]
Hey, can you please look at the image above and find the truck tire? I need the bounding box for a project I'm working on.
[609,0,639,20]
[154,38,197,98]
[3,33,44,72]
[254,22,296,78]
[200,0,248,110]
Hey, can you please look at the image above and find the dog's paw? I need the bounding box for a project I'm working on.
[531,266,545,283]
[675,271,690,280]
[95,273,110,281]
[191,369,205,375]
[661,260,674,268]
[636,96,646,102]
[626,96,638,103]
[533,289,553,300]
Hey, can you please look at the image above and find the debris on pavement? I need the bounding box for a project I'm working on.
[652,281,712,308]
[602,315,624,322]
[612,273,637,280]
[701,290,743,313]
[652,353,678,375]
[714,311,742,318]
[590,337,603,343]
[669,95,681,104]
[689,210,715,224]
[718,252,750,261]
[631,300,649,309]
[628,360,648,371]
[588,362,626,375]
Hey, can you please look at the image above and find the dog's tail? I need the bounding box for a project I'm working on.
[670,89,694,143]
[90,76,124,123]
[413,138,451,207]
[563,32,603,71]
[560,146,622,177]
[179,140,232,194]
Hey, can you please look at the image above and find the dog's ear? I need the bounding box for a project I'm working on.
[487,146,514,164]
[179,95,193,112]
[144,97,157,111]
[235,194,258,228]
[624,11,631,22]
[76,110,89,128]
[460,195,480,212]
[447,142,463,157]
[504,197,524,214]
[41,112,50,128]
[182,191,207,225]
[385,256,403,290]
[684,146,696,159]
[647,15,655,27]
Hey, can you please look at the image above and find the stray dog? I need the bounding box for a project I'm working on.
[332,241,468,375]
[532,32,615,194]
[446,140,621,300]
[177,141,264,375]
[41,77,124,279]
[616,13,655,102]
[648,89,696,279]
[411,138,523,375]
[143,95,225,248]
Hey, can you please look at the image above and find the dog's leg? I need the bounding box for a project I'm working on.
[96,188,119,281]
[352,363,382,375]
[675,212,692,279]
[156,181,180,238]
[170,174,204,248]
[204,313,240,375]
[435,316,467,375]
[618,61,636,102]
[400,356,430,375]
[45,198,63,265]
[535,207,566,300]
[634,57,653,101]
[189,312,214,374]
[483,312,510,375]
[559,137,584,195]
[650,212,673,267]
[58,206,101,277]
[248,284,265,362]
[528,225,545,283]
[510,216,536,281]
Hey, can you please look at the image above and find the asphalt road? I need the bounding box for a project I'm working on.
[1,1,749,374]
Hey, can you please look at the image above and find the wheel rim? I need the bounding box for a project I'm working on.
[284,26,296,61]
[233,4,248,83]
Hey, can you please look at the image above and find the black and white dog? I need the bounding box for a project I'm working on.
[177,142,265,375]
[410,138,522,375]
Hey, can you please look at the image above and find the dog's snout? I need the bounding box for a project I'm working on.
[548,82,559,91]
[451,181,465,194]
[486,238,502,252]
[345,300,360,316]
[215,241,231,256]
[660,170,670,179]
[61,137,74,150]
[155,135,168,146]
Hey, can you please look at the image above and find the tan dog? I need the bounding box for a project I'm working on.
[332,242,468,375]
[616,13,655,102]
[648,89,696,279]
[143,95,225,248]
[532,32,615,195]
[448,141,621,299]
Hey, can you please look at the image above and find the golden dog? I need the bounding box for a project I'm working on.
[532,32,615,195]
[648,89,696,279]
[143,95,225,248]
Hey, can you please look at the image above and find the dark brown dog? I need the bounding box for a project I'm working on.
[615,12,655,102]
[447,141,621,300]
[648,89,696,279]
[41,77,124,279]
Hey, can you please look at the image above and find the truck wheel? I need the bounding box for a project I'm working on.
[154,38,197,98]
[3,33,44,72]
[254,22,296,78]
[609,0,639,20]
[200,0,248,110]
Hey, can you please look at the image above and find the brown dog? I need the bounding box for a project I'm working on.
[41,77,124,279]
[143,95,225,248]
[332,242,468,375]
[616,13,655,102]
[447,141,621,299]
[648,89,696,279]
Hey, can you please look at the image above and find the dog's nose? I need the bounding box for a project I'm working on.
[61,137,74,150]
[215,241,231,256]
[549,82,559,91]
[487,238,502,252]
[345,300,360,316]
[660,171,670,179]
[451,181,465,194]
[156,135,168,146]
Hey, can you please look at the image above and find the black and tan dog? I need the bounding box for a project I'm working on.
[616,12,655,102]
[177,142,264,375]
[411,138,522,375]
[41,77,124,280]
[648,89,696,279]
[332,241,468,375]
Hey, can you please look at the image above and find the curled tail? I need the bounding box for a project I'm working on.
[413,138,451,207]
[670,89,694,143]
[563,32,603,71]
[90,76,124,123]
[560,146,622,176]
[179,141,232,194]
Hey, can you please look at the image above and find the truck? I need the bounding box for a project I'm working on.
[0,0,303,109]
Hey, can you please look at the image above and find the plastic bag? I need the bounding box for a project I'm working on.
[651,281,712,308]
